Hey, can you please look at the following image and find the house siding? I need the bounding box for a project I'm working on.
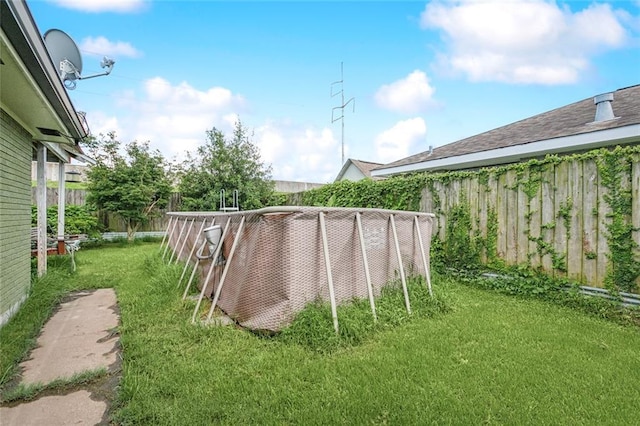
[339,165,366,182]
[0,110,32,326]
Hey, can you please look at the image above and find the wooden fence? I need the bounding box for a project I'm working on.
[31,187,87,206]
[420,153,640,288]
[33,189,179,232]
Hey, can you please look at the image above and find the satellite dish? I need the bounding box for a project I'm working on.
[44,29,115,90]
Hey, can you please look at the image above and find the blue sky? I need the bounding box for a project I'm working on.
[29,0,640,183]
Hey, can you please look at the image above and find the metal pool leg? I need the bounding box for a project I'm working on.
[178,218,209,289]
[319,211,339,334]
[169,218,189,264]
[207,216,246,321]
[162,217,178,260]
[159,216,174,255]
[414,216,433,297]
[390,214,411,314]
[182,218,217,299]
[191,217,231,323]
[356,212,377,322]
[173,217,195,264]
[182,240,206,300]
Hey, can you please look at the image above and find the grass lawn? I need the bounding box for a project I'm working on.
[2,243,640,424]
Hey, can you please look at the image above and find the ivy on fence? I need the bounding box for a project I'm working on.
[291,145,640,292]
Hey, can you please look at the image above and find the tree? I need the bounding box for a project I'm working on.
[178,121,275,211]
[85,132,173,241]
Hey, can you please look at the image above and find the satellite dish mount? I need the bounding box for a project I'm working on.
[44,29,115,90]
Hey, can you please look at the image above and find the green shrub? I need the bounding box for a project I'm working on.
[31,205,101,237]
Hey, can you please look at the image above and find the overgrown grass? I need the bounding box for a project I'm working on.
[79,235,164,250]
[2,368,107,404]
[448,266,640,327]
[2,243,640,425]
[277,278,451,353]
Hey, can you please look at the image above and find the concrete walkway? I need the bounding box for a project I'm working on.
[1,289,120,425]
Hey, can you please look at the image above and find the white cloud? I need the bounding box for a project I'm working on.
[86,77,246,160]
[254,121,340,183]
[84,111,121,137]
[48,0,147,13]
[84,77,340,182]
[80,37,141,58]
[421,0,629,84]
[374,118,427,164]
[374,70,436,114]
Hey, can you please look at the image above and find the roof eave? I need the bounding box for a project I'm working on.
[371,124,640,177]
[1,0,86,142]
[334,159,353,182]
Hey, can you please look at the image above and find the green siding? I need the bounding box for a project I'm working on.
[0,110,32,326]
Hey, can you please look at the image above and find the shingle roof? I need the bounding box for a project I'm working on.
[350,159,383,177]
[376,84,640,171]
[334,159,384,182]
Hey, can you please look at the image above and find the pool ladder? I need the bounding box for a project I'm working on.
[219,189,239,212]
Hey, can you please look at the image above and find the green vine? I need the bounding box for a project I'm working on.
[425,179,442,213]
[298,174,429,211]
[557,197,574,268]
[596,148,640,292]
[528,224,567,273]
[442,201,481,269]
[482,208,499,266]
[557,198,573,235]
[290,145,640,291]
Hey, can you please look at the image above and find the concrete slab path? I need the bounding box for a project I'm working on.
[1,390,107,425]
[0,288,120,425]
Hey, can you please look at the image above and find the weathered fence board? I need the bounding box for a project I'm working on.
[435,180,447,241]
[528,170,542,269]
[596,164,611,287]
[467,177,479,238]
[540,166,555,274]
[478,176,488,262]
[633,154,640,289]
[420,187,433,214]
[554,161,569,278]
[567,160,584,282]
[485,173,499,261]
[505,170,518,264]
[31,187,87,206]
[516,169,529,265]
[496,172,508,259]
[582,159,598,285]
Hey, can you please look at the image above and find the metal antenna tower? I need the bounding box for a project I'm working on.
[331,62,355,165]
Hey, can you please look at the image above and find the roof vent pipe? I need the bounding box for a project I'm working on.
[428,145,434,156]
[593,92,615,122]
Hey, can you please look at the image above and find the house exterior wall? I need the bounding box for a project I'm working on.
[339,165,366,181]
[273,180,325,193]
[0,110,33,326]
